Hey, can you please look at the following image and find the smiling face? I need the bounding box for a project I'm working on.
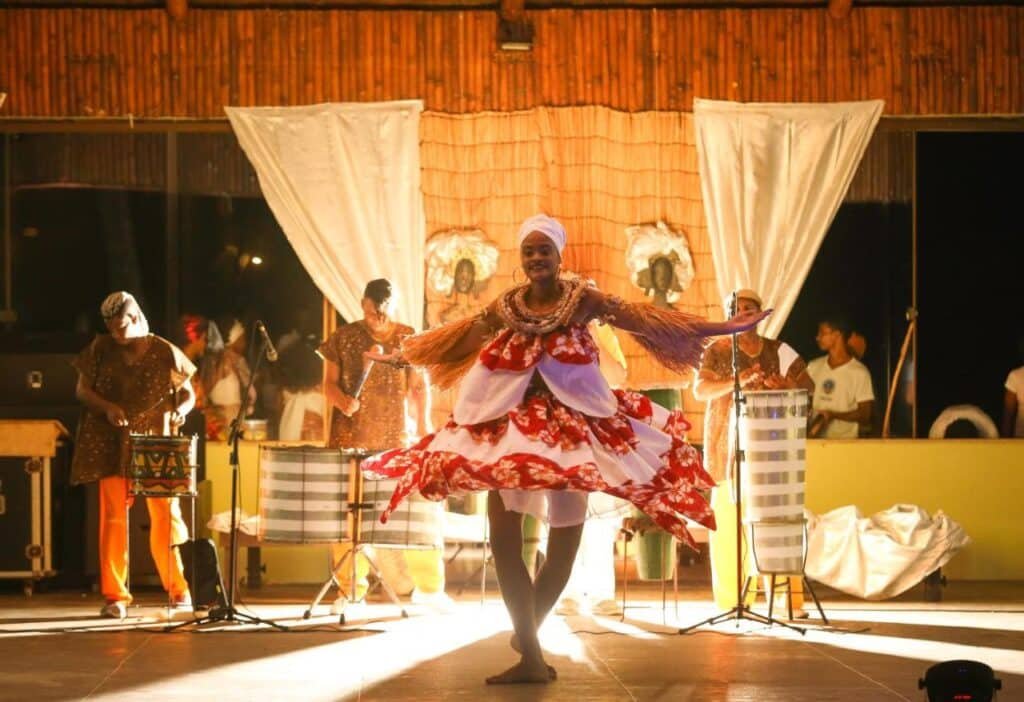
[519,231,560,284]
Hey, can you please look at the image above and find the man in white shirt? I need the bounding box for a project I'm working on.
[807,316,874,439]
[1003,364,1024,438]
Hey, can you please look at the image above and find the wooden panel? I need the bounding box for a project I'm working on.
[0,6,1022,118]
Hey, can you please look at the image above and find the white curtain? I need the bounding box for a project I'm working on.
[225,101,426,328]
[693,99,883,336]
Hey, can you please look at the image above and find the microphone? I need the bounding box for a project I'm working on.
[255,321,278,362]
[352,344,383,399]
[728,290,739,319]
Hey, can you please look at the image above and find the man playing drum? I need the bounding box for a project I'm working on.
[71,292,196,619]
[319,278,450,614]
[693,289,815,619]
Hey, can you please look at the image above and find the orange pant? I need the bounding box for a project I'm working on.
[99,476,190,604]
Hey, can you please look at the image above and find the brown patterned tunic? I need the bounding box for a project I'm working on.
[70,334,196,485]
[319,321,415,452]
[699,336,807,483]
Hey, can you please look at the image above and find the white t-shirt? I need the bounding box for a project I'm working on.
[807,356,874,439]
[1005,366,1024,437]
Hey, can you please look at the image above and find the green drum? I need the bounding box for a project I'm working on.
[632,509,677,581]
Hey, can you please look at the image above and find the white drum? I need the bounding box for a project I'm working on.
[739,389,809,574]
[258,446,360,543]
[357,477,443,550]
[258,445,443,549]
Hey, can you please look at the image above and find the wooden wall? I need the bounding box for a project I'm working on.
[1,6,1022,119]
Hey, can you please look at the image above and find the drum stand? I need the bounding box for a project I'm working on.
[303,469,408,623]
[680,295,806,636]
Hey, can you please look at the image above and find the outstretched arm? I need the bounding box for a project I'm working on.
[583,288,769,338]
[439,304,503,362]
[580,288,770,374]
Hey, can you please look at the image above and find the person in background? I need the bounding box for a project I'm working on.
[1001,335,1024,438]
[277,337,324,442]
[202,316,257,439]
[807,315,874,439]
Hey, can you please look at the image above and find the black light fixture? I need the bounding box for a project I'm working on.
[497,0,533,52]
[919,660,1002,702]
[497,18,534,52]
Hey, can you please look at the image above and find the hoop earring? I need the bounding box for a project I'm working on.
[513,267,524,285]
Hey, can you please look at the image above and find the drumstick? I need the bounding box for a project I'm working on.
[352,344,384,399]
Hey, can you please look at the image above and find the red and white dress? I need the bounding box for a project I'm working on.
[363,304,717,548]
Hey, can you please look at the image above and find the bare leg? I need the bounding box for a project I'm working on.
[532,522,584,626]
[506,520,583,683]
[486,492,551,685]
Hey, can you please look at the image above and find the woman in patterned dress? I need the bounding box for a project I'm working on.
[364,215,768,683]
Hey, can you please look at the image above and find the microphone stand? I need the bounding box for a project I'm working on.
[167,324,288,631]
[679,294,804,635]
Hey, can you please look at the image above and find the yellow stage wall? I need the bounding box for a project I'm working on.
[207,439,1024,585]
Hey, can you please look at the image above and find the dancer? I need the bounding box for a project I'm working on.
[364,215,768,684]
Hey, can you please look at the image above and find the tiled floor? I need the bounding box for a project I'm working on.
[1,583,1021,701]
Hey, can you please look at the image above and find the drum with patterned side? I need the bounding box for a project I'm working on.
[128,434,197,497]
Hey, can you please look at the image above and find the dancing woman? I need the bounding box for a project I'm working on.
[364,215,768,684]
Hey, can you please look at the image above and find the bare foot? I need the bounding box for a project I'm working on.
[508,634,556,678]
[486,659,553,685]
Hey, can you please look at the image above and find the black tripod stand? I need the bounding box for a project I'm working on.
[167,321,288,632]
[679,294,805,636]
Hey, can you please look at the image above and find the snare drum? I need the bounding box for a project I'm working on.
[128,434,198,497]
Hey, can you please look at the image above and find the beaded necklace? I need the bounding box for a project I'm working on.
[497,277,587,335]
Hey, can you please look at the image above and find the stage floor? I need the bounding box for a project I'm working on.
[1,582,1022,701]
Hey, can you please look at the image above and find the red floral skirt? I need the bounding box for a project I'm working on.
[362,388,716,549]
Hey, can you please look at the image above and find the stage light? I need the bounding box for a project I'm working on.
[251,256,264,266]
[919,660,1002,702]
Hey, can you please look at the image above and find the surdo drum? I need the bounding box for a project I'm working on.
[739,389,809,574]
[258,446,442,549]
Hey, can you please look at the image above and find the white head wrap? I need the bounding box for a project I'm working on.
[517,214,567,254]
[205,320,225,353]
[225,320,245,346]
[100,291,149,338]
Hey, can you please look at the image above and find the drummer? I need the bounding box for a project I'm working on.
[319,278,451,614]
[692,289,815,618]
[71,292,196,619]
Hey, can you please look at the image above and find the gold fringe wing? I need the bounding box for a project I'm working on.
[400,316,488,390]
[603,296,710,374]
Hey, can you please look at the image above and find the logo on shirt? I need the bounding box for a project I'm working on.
[823,379,836,395]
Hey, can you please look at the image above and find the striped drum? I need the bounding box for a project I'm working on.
[258,446,442,549]
[739,389,809,574]
[259,446,357,543]
[357,477,443,550]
